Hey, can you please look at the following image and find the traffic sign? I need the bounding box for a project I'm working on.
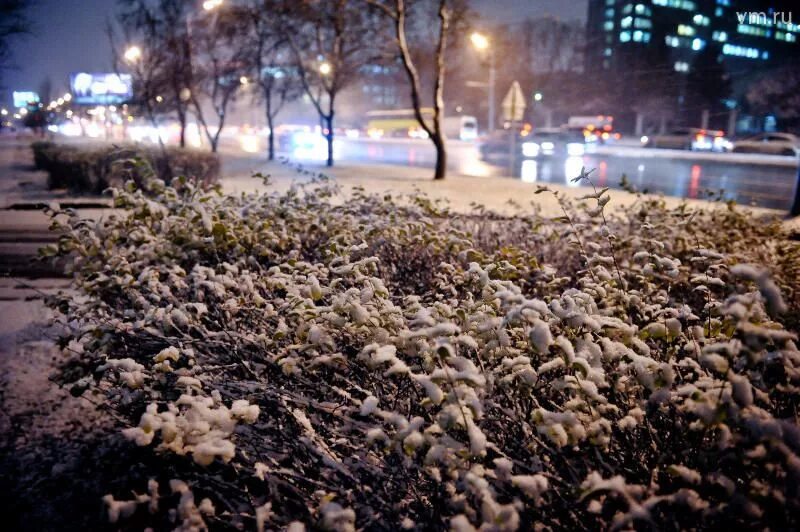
[501,81,525,122]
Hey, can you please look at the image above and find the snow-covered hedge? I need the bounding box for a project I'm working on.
[46,172,800,530]
[31,141,220,193]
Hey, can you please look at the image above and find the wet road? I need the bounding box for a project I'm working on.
[334,138,799,211]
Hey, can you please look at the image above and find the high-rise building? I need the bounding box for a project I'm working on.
[585,0,798,131]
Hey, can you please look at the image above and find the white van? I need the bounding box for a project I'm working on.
[443,115,478,141]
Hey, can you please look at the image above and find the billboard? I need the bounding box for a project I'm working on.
[70,72,133,105]
[13,91,40,108]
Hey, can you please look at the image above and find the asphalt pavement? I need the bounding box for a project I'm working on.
[320,137,799,211]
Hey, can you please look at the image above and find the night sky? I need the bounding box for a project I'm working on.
[3,0,587,105]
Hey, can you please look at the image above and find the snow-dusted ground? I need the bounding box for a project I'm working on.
[219,159,789,220]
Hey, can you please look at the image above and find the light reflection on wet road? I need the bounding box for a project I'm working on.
[335,139,799,211]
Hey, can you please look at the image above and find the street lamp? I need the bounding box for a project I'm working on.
[202,0,223,11]
[124,45,142,63]
[319,62,332,76]
[471,32,496,133]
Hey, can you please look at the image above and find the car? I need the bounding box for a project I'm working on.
[643,127,730,152]
[478,129,525,161]
[521,129,587,158]
[731,132,800,156]
[479,128,587,162]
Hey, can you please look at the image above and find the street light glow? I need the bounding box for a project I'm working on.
[471,32,490,50]
[319,62,332,75]
[202,0,223,11]
[63,93,72,102]
[534,92,543,101]
[124,45,142,63]
[240,76,249,85]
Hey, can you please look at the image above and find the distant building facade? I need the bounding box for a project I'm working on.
[586,0,799,132]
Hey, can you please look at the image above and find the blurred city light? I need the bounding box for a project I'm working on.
[202,0,223,11]
[124,45,142,63]
[470,32,489,50]
[319,62,332,75]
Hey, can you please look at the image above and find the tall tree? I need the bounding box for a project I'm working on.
[283,0,380,167]
[188,4,248,153]
[115,0,193,147]
[239,0,300,160]
[367,0,470,180]
[746,59,800,132]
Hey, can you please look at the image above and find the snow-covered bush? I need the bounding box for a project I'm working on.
[46,171,800,530]
[30,141,220,193]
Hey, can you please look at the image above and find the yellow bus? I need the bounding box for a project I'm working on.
[365,108,433,139]
[365,108,478,140]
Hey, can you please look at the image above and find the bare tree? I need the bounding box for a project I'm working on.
[747,60,800,132]
[239,0,300,160]
[188,5,247,153]
[115,0,193,148]
[366,0,469,180]
[283,0,380,167]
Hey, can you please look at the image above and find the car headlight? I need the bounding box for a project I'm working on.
[541,142,555,151]
[522,142,540,157]
[567,142,585,156]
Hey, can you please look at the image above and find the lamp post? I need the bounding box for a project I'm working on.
[470,32,495,134]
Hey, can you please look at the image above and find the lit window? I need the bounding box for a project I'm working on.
[678,24,695,36]
[674,61,689,72]
[621,16,632,28]
[620,31,631,42]
[634,18,652,29]
[605,8,614,17]
[652,0,696,10]
[633,30,643,41]
[691,38,705,50]
[722,43,766,59]
[665,35,680,47]
[693,14,709,26]
[604,20,615,31]
[604,47,613,56]
[712,30,727,41]
[715,7,723,16]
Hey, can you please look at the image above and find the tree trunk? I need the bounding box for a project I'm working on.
[430,0,449,180]
[433,134,446,180]
[325,115,334,167]
[267,116,275,161]
[266,95,275,161]
[177,105,187,148]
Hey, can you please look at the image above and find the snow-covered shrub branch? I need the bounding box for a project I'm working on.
[46,174,800,530]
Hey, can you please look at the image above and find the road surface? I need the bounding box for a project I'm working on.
[329,138,799,211]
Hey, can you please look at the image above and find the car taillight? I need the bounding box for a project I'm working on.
[696,133,705,142]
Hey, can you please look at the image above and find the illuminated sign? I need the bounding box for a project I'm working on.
[69,72,133,105]
[12,91,40,108]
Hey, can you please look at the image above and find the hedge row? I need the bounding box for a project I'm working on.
[31,141,220,194]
